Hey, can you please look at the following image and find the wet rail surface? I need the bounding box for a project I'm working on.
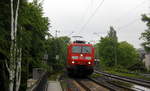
[94,70,150,91]
[88,77,134,91]
[59,71,150,91]
[65,77,134,91]
[60,73,111,91]
[94,70,150,88]
[74,78,110,91]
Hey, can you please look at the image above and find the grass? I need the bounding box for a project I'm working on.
[91,73,103,78]
[104,68,150,81]
[91,70,133,88]
[110,80,132,87]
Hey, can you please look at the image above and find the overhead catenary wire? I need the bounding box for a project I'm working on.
[115,18,140,32]
[48,17,65,37]
[68,0,101,36]
[81,0,93,21]
[72,0,94,36]
[67,31,74,36]
[74,0,92,31]
[119,18,139,30]
[79,0,105,31]
[112,0,148,32]
[117,12,149,31]
[54,0,96,37]
[78,0,105,34]
[113,0,147,23]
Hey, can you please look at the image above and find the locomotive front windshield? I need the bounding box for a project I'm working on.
[72,46,91,53]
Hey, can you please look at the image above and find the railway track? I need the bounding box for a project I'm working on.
[60,73,137,91]
[73,77,135,91]
[61,71,150,91]
[88,77,135,91]
[94,70,150,88]
[74,79,91,91]
[74,78,110,91]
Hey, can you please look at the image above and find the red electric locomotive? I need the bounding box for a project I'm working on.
[67,40,95,76]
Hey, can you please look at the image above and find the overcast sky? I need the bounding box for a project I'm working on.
[41,0,149,48]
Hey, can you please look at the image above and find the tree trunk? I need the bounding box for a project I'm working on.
[14,0,21,90]
[9,71,15,91]
[15,48,22,91]
[8,0,21,91]
[9,0,15,91]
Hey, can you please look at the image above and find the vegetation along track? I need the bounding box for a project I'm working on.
[94,70,150,88]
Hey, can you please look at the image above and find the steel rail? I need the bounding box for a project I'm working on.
[87,77,119,91]
[94,70,150,88]
[75,78,116,91]
[106,80,137,91]
[74,77,135,91]
[75,79,91,91]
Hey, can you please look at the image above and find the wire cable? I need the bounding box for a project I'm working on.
[113,0,147,23]
[117,18,139,31]
[78,0,105,34]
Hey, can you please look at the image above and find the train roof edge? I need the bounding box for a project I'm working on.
[73,40,91,44]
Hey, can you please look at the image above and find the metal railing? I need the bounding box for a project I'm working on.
[27,72,48,91]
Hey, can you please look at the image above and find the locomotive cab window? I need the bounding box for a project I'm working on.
[82,46,91,53]
[72,46,91,53]
[72,46,82,53]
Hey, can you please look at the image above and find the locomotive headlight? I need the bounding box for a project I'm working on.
[72,56,78,59]
[88,62,91,64]
[85,57,91,60]
[72,61,75,64]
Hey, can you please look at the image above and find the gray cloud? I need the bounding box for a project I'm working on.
[43,0,149,48]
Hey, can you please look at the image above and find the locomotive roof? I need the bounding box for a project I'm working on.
[69,43,93,46]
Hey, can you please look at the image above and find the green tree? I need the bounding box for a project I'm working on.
[108,26,118,66]
[140,14,150,71]
[94,43,99,58]
[19,2,49,90]
[46,36,70,71]
[98,26,118,67]
[0,0,50,91]
[98,37,117,67]
[98,26,139,69]
[107,26,118,41]
[141,14,150,52]
[0,0,12,91]
[117,41,139,68]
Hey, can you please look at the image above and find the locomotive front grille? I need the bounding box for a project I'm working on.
[79,56,84,59]
[78,61,85,64]
[76,61,90,65]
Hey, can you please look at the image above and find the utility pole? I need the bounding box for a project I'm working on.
[54,30,60,65]
[114,44,117,66]
[55,30,60,38]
